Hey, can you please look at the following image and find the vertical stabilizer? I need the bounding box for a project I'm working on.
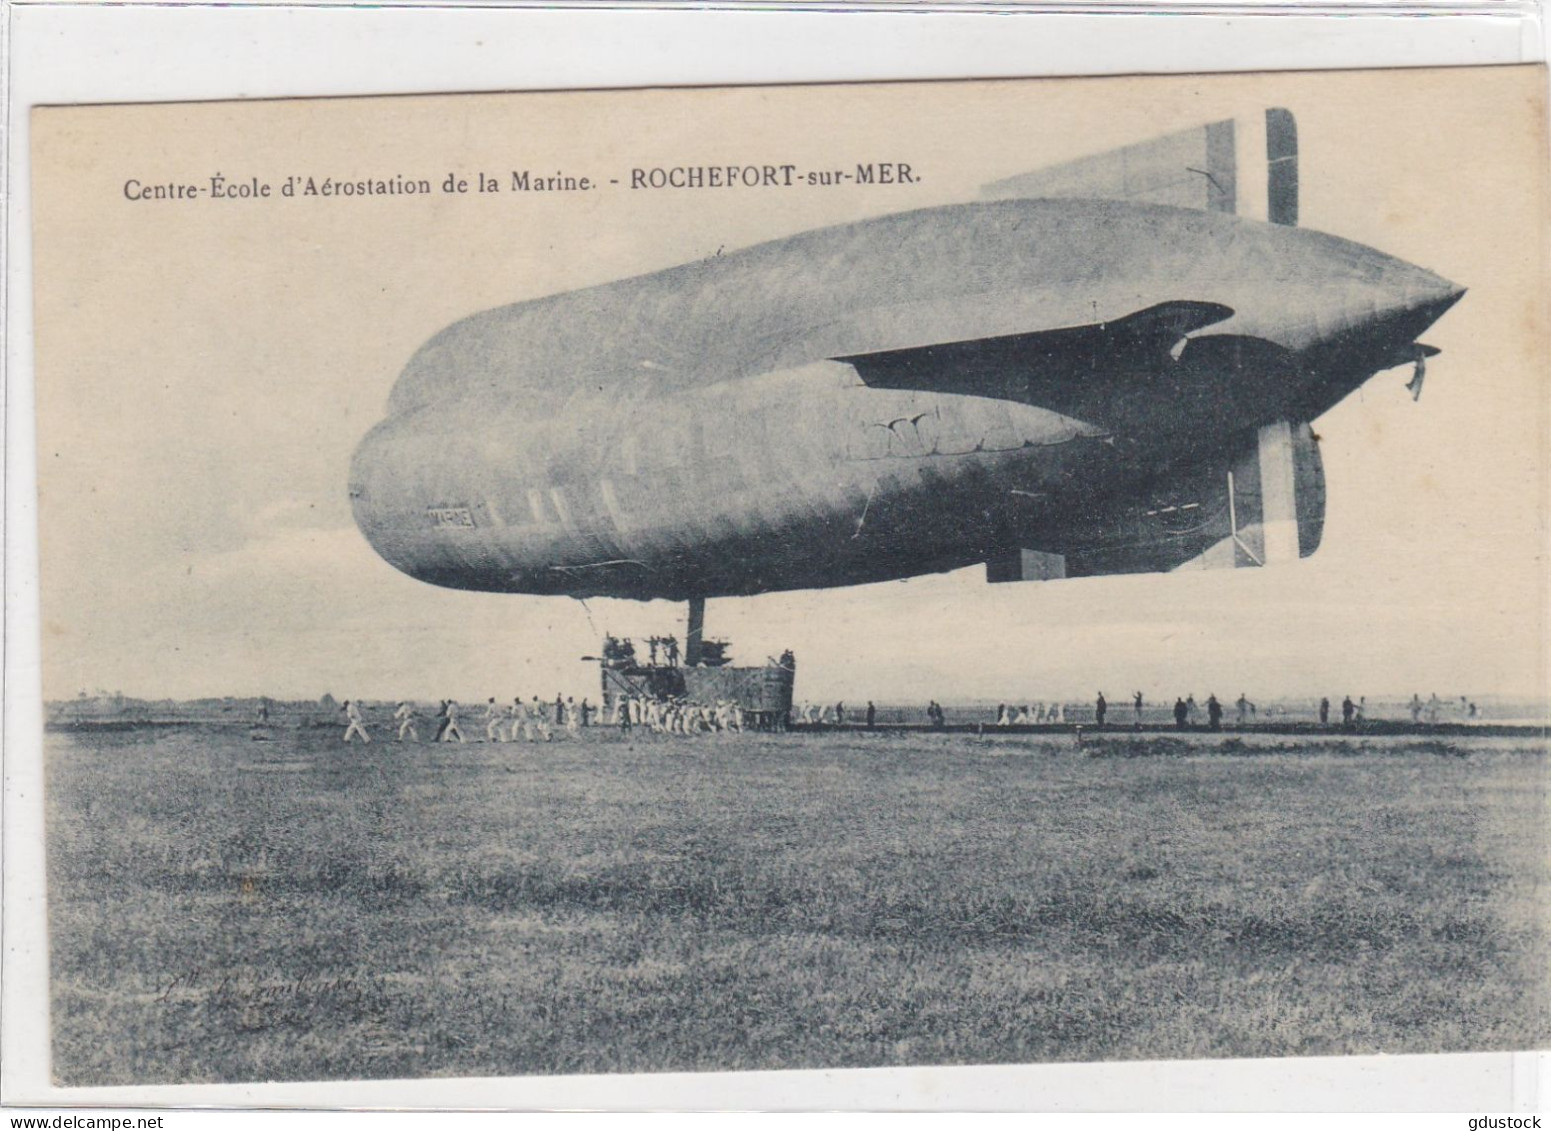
[986,420,1326,584]
[1265,108,1299,226]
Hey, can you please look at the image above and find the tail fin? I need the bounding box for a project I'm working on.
[981,108,1298,226]
[1264,107,1298,226]
[986,420,1325,584]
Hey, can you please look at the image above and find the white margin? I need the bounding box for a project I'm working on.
[3,1,1547,1114]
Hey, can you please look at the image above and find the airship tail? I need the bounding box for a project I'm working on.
[981,107,1299,227]
[987,419,1325,583]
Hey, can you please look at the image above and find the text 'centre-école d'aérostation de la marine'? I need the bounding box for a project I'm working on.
[121,162,922,202]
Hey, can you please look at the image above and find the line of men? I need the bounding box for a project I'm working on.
[991,692,1371,731]
[1155,692,1366,730]
[342,693,753,742]
[342,695,596,743]
[612,694,747,735]
[1409,693,1480,723]
[995,703,1067,725]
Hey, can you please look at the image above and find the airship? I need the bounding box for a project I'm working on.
[350,109,1463,659]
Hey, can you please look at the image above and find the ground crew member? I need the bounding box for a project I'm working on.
[1174,697,1188,729]
[1207,694,1223,731]
[530,696,551,740]
[440,699,466,743]
[394,701,418,742]
[1095,692,1107,727]
[343,699,370,743]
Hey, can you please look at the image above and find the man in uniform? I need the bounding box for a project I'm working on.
[394,701,418,742]
[440,699,466,743]
[343,699,370,743]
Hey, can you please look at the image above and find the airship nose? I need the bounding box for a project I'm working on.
[1332,249,1465,357]
[1283,240,1466,419]
[1396,274,1466,354]
[1390,261,1466,323]
[1267,219,1460,339]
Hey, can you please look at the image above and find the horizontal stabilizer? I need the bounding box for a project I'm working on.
[835,300,1234,423]
[983,108,1298,226]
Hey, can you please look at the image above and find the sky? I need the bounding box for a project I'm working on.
[27,67,1549,705]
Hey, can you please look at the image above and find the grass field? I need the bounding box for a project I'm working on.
[46,725,1549,1085]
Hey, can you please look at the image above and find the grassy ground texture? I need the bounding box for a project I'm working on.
[46,726,1549,1084]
